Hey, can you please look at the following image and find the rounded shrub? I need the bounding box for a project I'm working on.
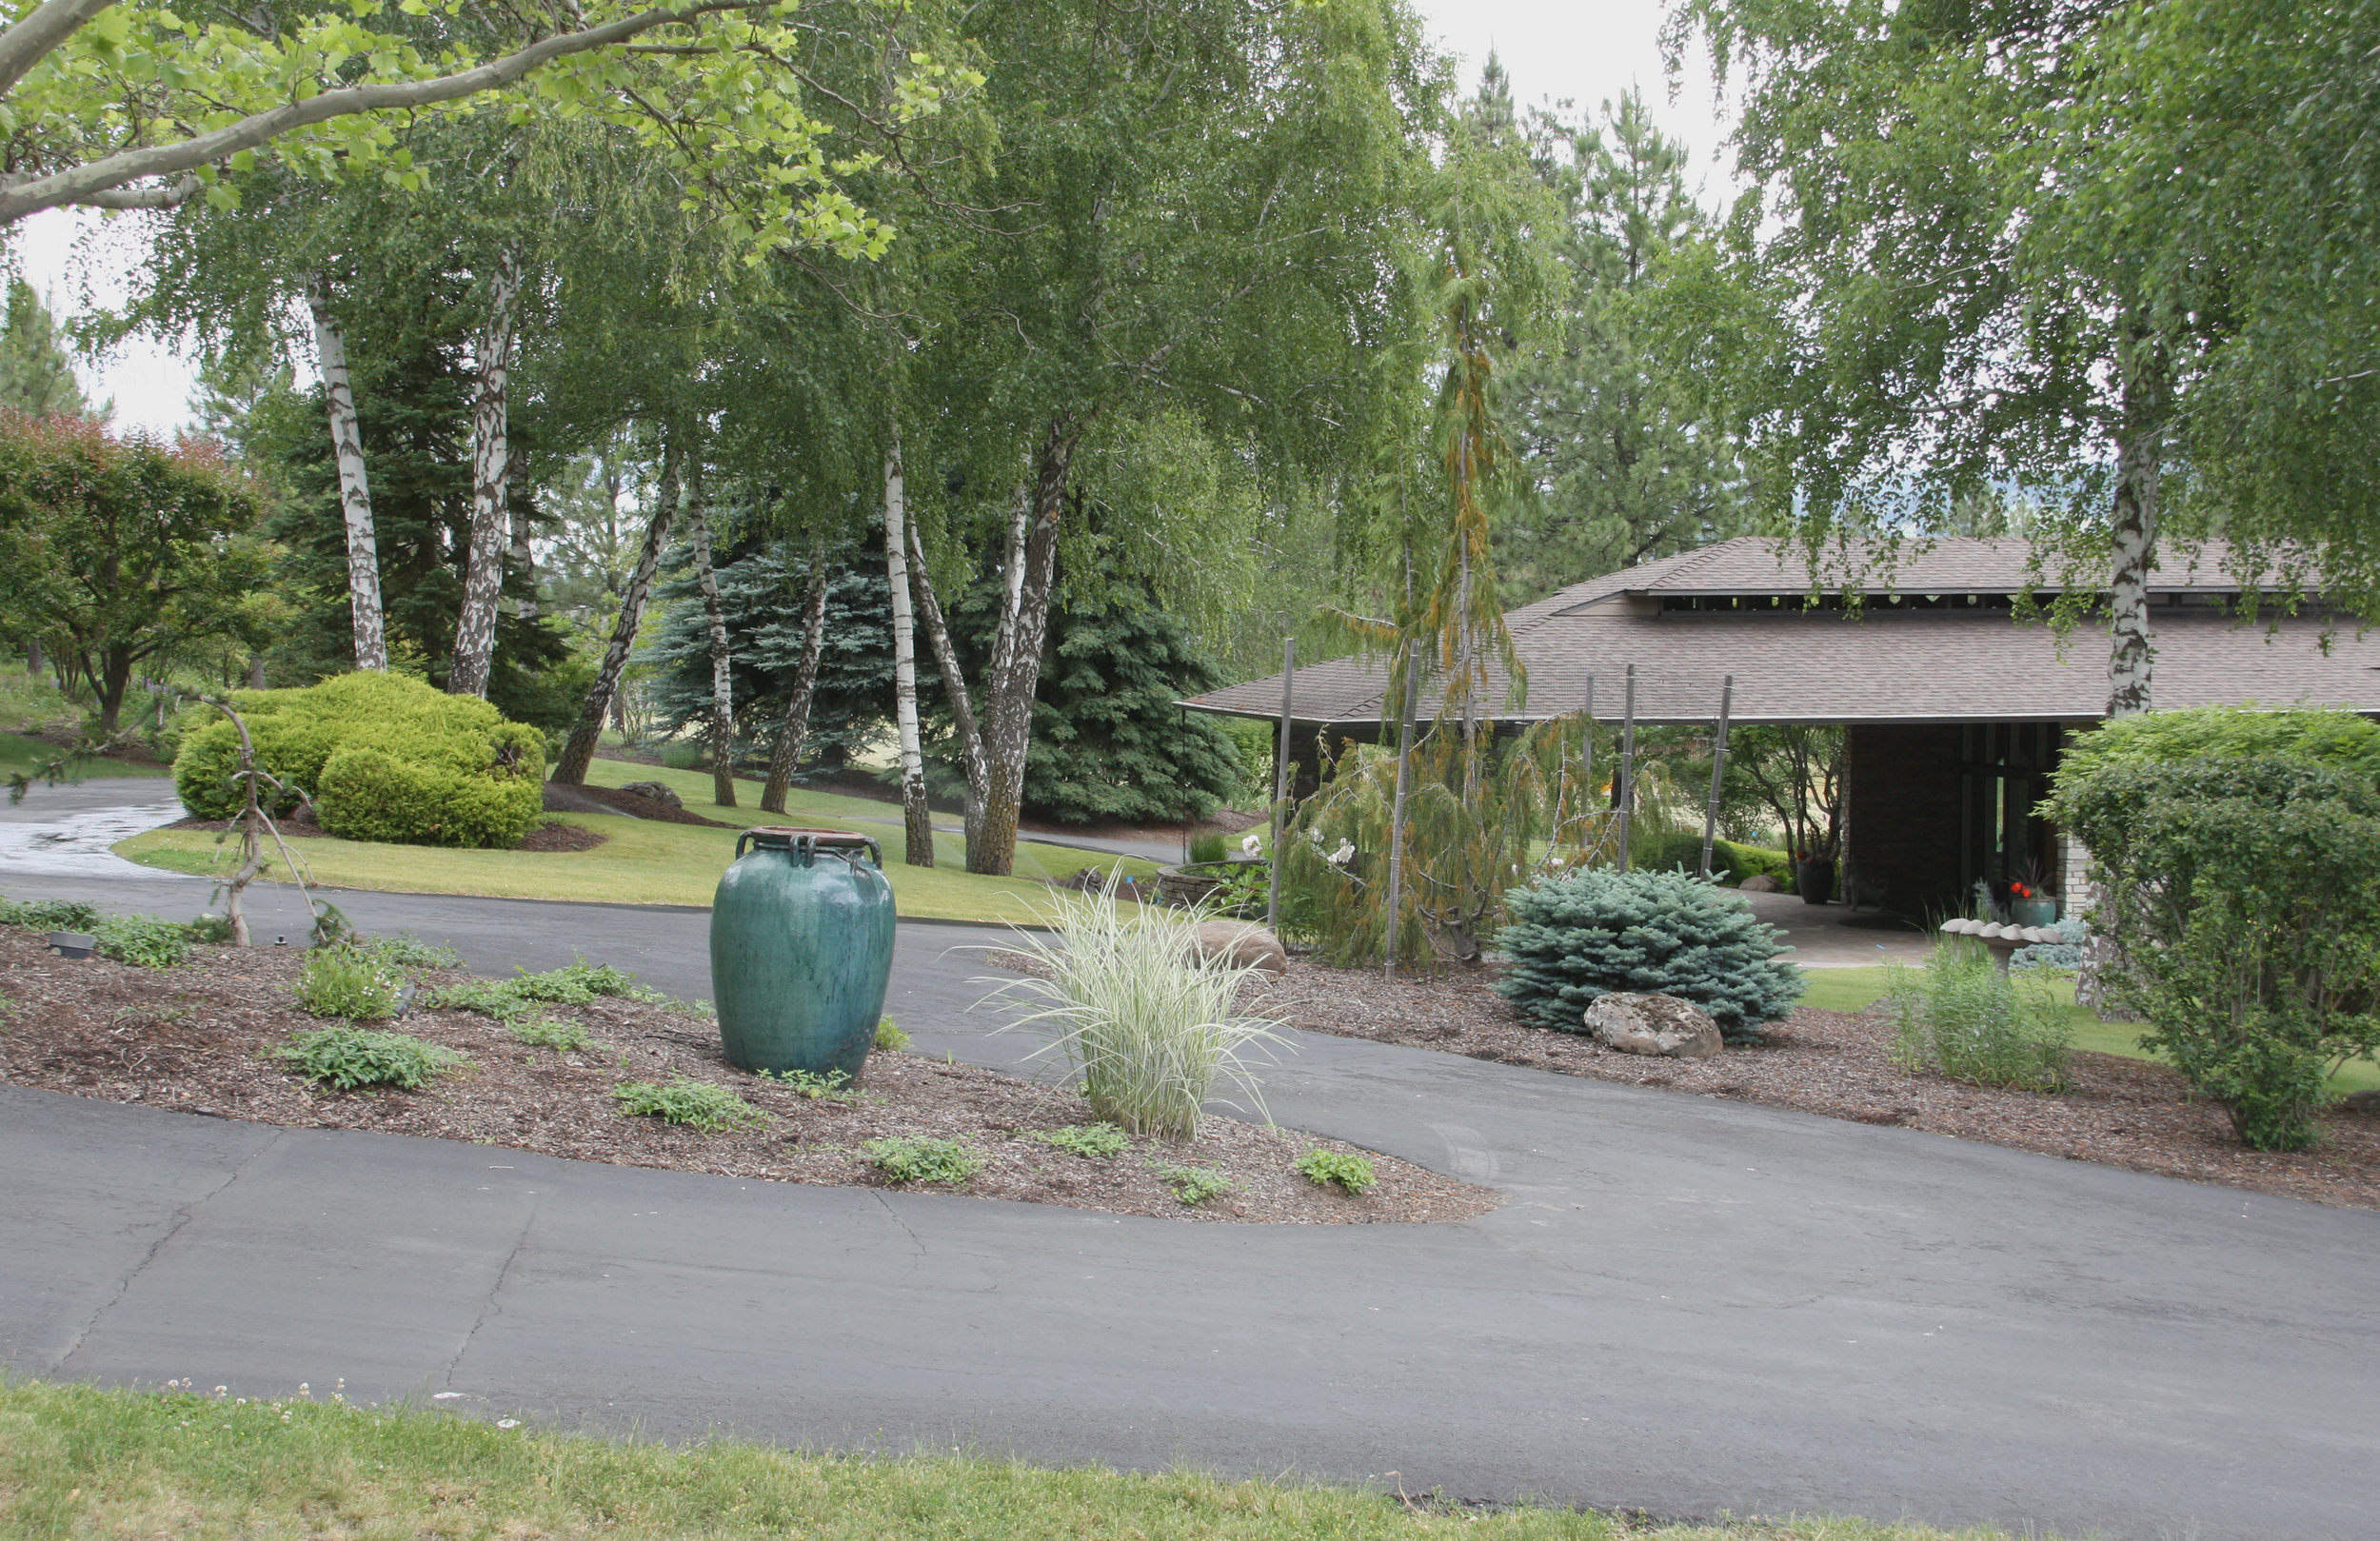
[1495,867,1804,1041]
[174,672,545,848]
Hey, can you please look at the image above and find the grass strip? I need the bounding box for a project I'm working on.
[0,1377,2055,1540]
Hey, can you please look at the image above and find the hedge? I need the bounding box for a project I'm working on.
[175,672,545,849]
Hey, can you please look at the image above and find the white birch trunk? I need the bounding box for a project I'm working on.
[687,461,737,808]
[967,430,1070,876]
[448,248,521,698]
[2106,334,2170,718]
[882,429,934,866]
[304,275,386,671]
[760,558,831,815]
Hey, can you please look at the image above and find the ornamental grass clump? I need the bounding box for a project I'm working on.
[1885,938,2072,1093]
[1495,868,1803,1042]
[982,879,1285,1139]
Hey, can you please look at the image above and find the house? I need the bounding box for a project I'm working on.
[1177,537,2380,919]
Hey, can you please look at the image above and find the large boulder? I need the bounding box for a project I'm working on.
[1737,874,1780,893]
[1583,992,1724,1059]
[618,780,684,808]
[1187,919,1287,977]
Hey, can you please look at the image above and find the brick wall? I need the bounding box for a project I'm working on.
[1844,723,1967,919]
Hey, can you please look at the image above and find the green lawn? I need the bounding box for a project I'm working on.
[1798,965,2380,1096]
[113,758,1151,925]
[0,1377,2056,1541]
[0,729,170,782]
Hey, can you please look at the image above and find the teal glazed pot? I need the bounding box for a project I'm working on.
[710,826,896,1078]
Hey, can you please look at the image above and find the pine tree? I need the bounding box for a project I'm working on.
[0,282,91,419]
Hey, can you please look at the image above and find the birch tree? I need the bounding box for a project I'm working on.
[448,247,523,698]
[301,275,385,671]
[551,441,679,784]
[758,556,831,815]
[879,425,932,863]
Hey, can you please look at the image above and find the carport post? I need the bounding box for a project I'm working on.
[1579,675,1595,851]
[1699,675,1735,879]
[1266,637,1294,933]
[1616,664,1637,871]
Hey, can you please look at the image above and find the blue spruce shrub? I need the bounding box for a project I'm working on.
[1495,868,1804,1042]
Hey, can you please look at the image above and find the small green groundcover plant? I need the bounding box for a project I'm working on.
[429,959,656,1020]
[1295,1148,1377,1195]
[509,1015,592,1052]
[1026,1122,1131,1157]
[613,1075,767,1134]
[0,897,98,931]
[863,1136,982,1186]
[757,1067,867,1102]
[275,1027,465,1092]
[1150,1161,1233,1206]
[1884,940,2072,1094]
[92,915,193,970]
[873,1015,911,1050]
[291,943,406,1020]
[1496,868,1804,1043]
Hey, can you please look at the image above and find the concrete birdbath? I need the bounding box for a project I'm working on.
[1936,916,2064,973]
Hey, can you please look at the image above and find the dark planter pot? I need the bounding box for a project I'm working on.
[710,826,895,1079]
[2009,897,2058,928]
[1795,859,1836,905]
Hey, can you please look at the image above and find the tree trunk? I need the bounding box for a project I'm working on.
[907,519,986,839]
[448,248,521,699]
[967,436,1070,876]
[551,444,681,785]
[25,638,41,673]
[687,461,737,808]
[248,657,266,690]
[509,489,537,620]
[2106,335,2171,718]
[759,558,831,815]
[882,431,934,866]
[94,646,132,735]
[304,275,386,672]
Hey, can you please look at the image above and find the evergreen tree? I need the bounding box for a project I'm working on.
[0,282,91,419]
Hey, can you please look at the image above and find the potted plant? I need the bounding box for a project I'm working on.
[2007,862,2058,927]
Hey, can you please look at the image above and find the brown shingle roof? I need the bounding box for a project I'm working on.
[1183,538,2378,727]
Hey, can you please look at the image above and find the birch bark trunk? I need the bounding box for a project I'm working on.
[686,461,737,807]
[304,275,386,671]
[907,520,986,841]
[759,559,830,815]
[551,445,680,785]
[881,429,934,866]
[448,248,521,698]
[509,494,537,620]
[966,430,1071,876]
[2106,340,2171,718]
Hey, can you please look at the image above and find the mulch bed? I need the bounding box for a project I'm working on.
[0,930,1494,1226]
[170,816,609,854]
[1247,960,2380,1213]
[544,782,730,828]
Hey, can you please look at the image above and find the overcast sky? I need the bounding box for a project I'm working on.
[10,0,1731,439]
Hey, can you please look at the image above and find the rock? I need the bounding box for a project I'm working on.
[1582,992,1724,1059]
[2343,1090,2380,1116]
[618,780,684,808]
[1187,919,1287,976]
[1737,874,1779,893]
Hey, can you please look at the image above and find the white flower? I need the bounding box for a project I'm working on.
[1240,834,1262,857]
[1327,840,1356,867]
[496,1418,521,1430]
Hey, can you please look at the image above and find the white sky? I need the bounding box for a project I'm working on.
[5,0,1730,441]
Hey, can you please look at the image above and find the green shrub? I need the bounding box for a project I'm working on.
[2058,703,2380,787]
[873,1016,910,1050]
[353,934,464,973]
[1885,939,2072,1092]
[612,1075,766,1133]
[660,739,704,770]
[1026,1122,1130,1157]
[2050,743,2380,1151]
[425,978,535,1019]
[291,944,405,1019]
[275,1027,464,1091]
[756,1067,865,1101]
[1188,832,1228,864]
[173,671,544,849]
[1711,839,1795,891]
[426,960,649,1020]
[184,913,237,945]
[1629,827,1706,874]
[0,897,98,931]
[863,1136,982,1185]
[1295,1148,1377,1194]
[92,915,189,969]
[1149,1161,1232,1205]
[509,1015,592,1052]
[1495,868,1803,1041]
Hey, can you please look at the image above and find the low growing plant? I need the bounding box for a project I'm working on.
[0,898,98,932]
[356,934,465,973]
[863,1136,982,1186]
[276,1027,464,1092]
[982,879,1285,1139]
[93,915,191,970]
[508,1015,592,1052]
[1884,939,2072,1093]
[291,944,405,1020]
[1295,1149,1377,1195]
[1025,1122,1130,1157]
[1150,1161,1233,1206]
[612,1075,767,1134]
[757,1067,866,1102]
[874,1016,910,1051]
[1496,868,1804,1042]
[183,913,237,945]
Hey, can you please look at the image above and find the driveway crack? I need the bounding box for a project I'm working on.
[52,1125,287,1375]
[440,1190,543,1393]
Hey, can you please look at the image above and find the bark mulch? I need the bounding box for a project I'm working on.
[1249,959,2380,1214]
[542,782,729,828]
[0,929,1494,1226]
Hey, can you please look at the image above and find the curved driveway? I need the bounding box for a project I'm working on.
[0,792,2373,1540]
